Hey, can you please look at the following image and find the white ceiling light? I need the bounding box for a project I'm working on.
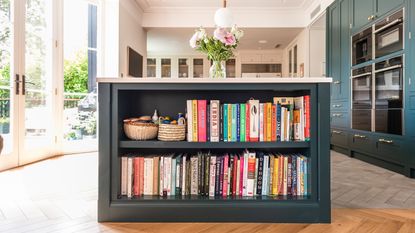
[214,0,233,28]
[258,40,268,44]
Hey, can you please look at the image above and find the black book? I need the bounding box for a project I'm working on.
[215,155,221,196]
[287,156,292,196]
[198,153,203,195]
[229,154,234,196]
[256,152,264,195]
[291,155,297,196]
[201,153,206,196]
[186,156,191,195]
[219,104,224,142]
[204,154,210,196]
[219,156,224,196]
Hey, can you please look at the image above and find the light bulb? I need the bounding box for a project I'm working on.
[214,7,233,28]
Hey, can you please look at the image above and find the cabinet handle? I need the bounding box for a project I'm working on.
[332,113,343,117]
[378,138,393,144]
[354,134,367,139]
[333,81,340,84]
[332,130,343,134]
[368,16,372,21]
[332,104,342,108]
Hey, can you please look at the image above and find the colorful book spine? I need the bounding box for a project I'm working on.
[304,95,310,141]
[223,104,228,142]
[246,152,256,196]
[276,103,281,142]
[291,156,297,196]
[262,155,269,195]
[248,100,259,142]
[215,156,221,196]
[186,100,193,142]
[256,153,264,195]
[223,154,229,197]
[245,103,250,142]
[219,156,224,196]
[266,103,272,142]
[236,104,240,142]
[259,103,264,142]
[209,156,216,197]
[271,105,277,141]
[139,157,145,195]
[219,104,224,142]
[210,100,220,142]
[153,157,159,195]
[231,104,237,142]
[227,104,232,142]
[192,100,198,142]
[197,100,207,142]
[239,104,245,142]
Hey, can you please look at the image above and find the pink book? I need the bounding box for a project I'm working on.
[222,154,229,197]
[139,157,145,195]
[133,157,140,196]
[197,100,207,142]
[239,156,244,196]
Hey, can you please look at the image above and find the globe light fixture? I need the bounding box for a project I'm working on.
[214,0,233,28]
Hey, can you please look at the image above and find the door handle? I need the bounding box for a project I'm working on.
[22,75,26,95]
[378,138,393,144]
[333,80,340,84]
[353,134,367,139]
[332,104,342,108]
[15,74,20,95]
[332,130,343,134]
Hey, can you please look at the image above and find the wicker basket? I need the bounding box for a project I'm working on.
[158,124,186,141]
[124,119,158,140]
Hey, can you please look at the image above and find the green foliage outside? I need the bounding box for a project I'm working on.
[64,52,88,94]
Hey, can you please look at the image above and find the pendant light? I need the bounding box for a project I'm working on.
[214,0,233,28]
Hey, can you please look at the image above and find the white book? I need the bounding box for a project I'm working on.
[182,156,187,196]
[246,152,256,197]
[210,100,220,142]
[259,103,264,142]
[127,157,133,198]
[121,157,128,195]
[262,155,268,196]
[165,156,172,196]
[176,159,181,196]
[242,152,249,196]
[280,107,285,141]
[159,156,164,196]
[293,96,304,141]
[186,100,193,142]
[208,156,216,197]
[143,158,153,195]
[190,156,198,195]
[286,112,291,142]
[171,157,176,196]
[236,158,240,195]
[248,99,260,141]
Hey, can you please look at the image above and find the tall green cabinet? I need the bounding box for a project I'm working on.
[327,0,415,178]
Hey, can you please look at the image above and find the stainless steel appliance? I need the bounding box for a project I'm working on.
[352,27,372,66]
[374,56,403,135]
[351,65,372,131]
[374,9,404,58]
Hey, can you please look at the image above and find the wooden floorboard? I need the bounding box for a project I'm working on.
[0,151,414,232]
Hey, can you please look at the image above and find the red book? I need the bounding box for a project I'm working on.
[239,156,244,196]
[263,104,267,142]
[133,157,140,196]
[246,103,250,142]
[232,155,238,196]
[198,100,207,142]
[304,95,310,140]
[271,105,277,141]
[223,155,229,197]
[139,157,145,195]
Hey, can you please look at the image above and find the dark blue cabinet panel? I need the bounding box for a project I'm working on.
[376,0,404,16]
[328,3,341,100]
[352,0,374,31]
[340,0,350,100]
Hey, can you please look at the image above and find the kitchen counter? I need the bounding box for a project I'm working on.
[97,77,332,83]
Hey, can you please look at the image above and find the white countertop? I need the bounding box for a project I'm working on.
[97,77,332,83]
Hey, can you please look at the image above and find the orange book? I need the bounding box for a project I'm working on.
[153,157,159,195]
[133,157,140,196]
[271,105,277,141]
[266,103,272,141]
[139,157,145,195]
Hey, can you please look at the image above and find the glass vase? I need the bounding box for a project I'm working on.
[209,60,226,78]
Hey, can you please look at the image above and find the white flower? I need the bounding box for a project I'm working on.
[231,25,244,40]
[189,32,199,48]
[198,28,207,40]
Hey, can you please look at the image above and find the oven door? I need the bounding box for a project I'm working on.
[374,57,403,135]
[374,11,403,58]
[351,67,372,131]
[352,28,372,66]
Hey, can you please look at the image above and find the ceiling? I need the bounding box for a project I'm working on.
[137,0,313,10]
[147,28,303,55]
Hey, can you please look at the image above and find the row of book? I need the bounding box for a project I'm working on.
[186,96,310,142]
[120,151,309,198]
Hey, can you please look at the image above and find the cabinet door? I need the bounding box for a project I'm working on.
[376,0,404,17]
[352,0,374,31]
[328,3,341,99]
[241,54,261,63]
[339,0,350,100]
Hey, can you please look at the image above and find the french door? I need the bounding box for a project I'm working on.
[0,0,58,171]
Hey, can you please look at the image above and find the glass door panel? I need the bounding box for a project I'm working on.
[161,58,171,78]
[352,74,372,109]
[374,65,403,109]
[375,109,402,135]
[178,58,189,78]
[147,58,156,77]
[226,59,236,78]
[0,0,18,171]
[193,58,203,78]
[21,0,54,163]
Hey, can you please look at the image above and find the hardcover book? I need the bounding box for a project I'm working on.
[259,103,264,142]
[127,157,133,198]
[192,100,198,142]
[266,103,272,141]
[197,100,207,142]
[209,156,216,197]
[133,157,140,196]
[248,99,259,142]
[246,152,256,196]
[210,100,220,142]
[223,104,228,142]
[240,104,246,142]
[186,100,193,142]
[121,157,128,195]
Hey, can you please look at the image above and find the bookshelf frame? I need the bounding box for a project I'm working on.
[98,81,331,223]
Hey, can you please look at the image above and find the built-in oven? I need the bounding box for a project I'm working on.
[352,27,372,66]
[374,9,403,58]
[374,56,403,135]
[351,65,372,131]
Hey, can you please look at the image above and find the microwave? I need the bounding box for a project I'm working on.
[352,27,372,66]
[374,9,403,58]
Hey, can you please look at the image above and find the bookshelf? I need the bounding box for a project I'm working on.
[97,78,331,223]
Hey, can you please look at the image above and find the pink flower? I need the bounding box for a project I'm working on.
[214,27,227,43]
[224,32,236,46]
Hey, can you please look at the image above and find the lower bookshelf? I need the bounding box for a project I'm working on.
[98,80,331,223]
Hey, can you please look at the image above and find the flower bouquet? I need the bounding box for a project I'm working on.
[189,26,243,78]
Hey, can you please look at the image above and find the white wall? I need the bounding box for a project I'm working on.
[118,0,147,77]
[283,28,309,77]
[101,0,119,77]
[309,28,326,76]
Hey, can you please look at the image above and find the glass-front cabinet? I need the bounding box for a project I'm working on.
[146,58,156,78]
[178,58,189,78]
[193,58,204,78]
[226,59,236,78]
[161,58,171,78]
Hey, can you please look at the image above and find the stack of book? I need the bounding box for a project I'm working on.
[120,151,309,198]
[186,96,310,142]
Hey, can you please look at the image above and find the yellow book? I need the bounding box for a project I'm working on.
[266,103,272,141]
[272,156,278,195]
[192,100,198,141]
[227,104,232,142]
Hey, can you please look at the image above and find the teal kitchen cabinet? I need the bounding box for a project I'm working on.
[351,0,404,31]
[339,0,350,100]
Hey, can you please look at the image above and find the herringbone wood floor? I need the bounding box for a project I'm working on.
[0,151,414,233]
